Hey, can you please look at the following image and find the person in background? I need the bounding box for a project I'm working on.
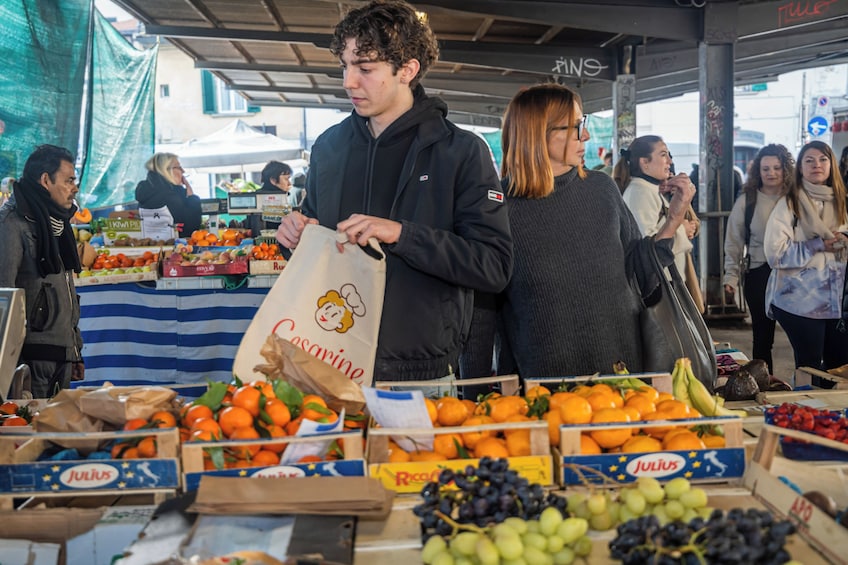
[839,145,848,187]
[764,140,848,385]
[0,145,84,397]
[275,0,512,385]
[290,172,307,209]
[135,152,202,238]
[723,144,795,374]
[616,136,702,310]
[592,150,613,175]
[246,160,292,237]
[460,84,694,380]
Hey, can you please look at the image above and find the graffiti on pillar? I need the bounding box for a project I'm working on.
[551,57,608,78]
[777,0,838,27]
[615,75,637,150]
[646,54,677,73]
[705,95,726,172]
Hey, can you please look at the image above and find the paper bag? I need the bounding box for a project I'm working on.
[254,334,366,414]
[234,224,386,387]
[33,389,103,451]
[77,386,178,426]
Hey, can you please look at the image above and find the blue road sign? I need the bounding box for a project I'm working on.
[808,115,829,137]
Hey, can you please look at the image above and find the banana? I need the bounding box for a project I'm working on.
[671,358,692,408]
[685,361,746,418]
[612,361,630,375]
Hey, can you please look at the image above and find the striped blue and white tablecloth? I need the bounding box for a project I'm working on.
[77,283,269,384]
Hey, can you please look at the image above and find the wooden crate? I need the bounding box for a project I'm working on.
[525,371,673,395]
[556,416,746,485]
[180,430,366,491]
[745,423,848,564]
[374,374,520,396]
[248,258,287,275]
[0,428,180,509]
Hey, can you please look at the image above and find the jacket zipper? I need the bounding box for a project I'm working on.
[65,271,80,361]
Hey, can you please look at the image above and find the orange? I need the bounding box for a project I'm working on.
[437,397,469,427]
[473,437,510,459]
[423,398,438,425]
[701,434,726,448]
[589,408,632,449]
[301,402,335,422]
[663,430,705,451]
[525,385,551,400]
[110,442,131,458]
[558,395,593,425]
[656,399,695,420]
[229,426,261,459]
[571,385,593,398]
[587,392,619,412]
[661,427,691,443]
[150,411,178,429]
[548,391,578,413]
[2,416,28,427]
[183,403,214,428]
[285,416,303,436]
[433,433,465,459]
[123,418,148,431]
[219,406,254,437]
[179,428,191,443]
[250,380,276,400]
[262,424,288,454]
[641,411,678,439]
[622,406,642,424]
[579,433,602,454]
[297,455,324,464]
[634,386,660,402]
[387,441,411,463]
[624,394,656,418]
[460,415,495,448]
[301,394,327,409]
[250,450,281,467]
[505,430,531,457]
[190,429,218,442]
[191,417,223,438]
[544,410,563,447]
[460,399,477,417]
[0,401,19,415]
[137,436,157,458]
[489,396,529,423]
[263,399,292,427]
[621,435,663,453]
[232,386,262,417]
[656,392,675,403]
[589,383,617,396]
[203,458,220,471]
[410,450,448,462]
[121,447,140,459]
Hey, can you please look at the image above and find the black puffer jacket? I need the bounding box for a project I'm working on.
[304,88,513,381]
[135,171,202,237]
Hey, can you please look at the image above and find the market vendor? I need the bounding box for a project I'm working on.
[135,152,202,238]
[245,160,292,237]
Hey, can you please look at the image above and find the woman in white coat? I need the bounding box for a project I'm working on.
[764,140,848,384]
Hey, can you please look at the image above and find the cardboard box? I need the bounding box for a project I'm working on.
[181,430,365,492]
[74,268,158,286]
[101,218,144,246]
[0,506,104,565]
[161,254,248,277]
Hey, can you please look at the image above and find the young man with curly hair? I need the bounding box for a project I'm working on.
[276,0,512,384]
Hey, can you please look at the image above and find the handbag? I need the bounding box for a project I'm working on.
[233,224,386,387]
[683,251,705,314]
[640,240,717,391]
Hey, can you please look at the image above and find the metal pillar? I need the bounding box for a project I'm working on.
[698,1,738,317]
[612,46,636,159]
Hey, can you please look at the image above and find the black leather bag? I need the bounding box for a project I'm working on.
[640,242,717,391]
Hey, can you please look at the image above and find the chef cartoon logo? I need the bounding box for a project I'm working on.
[315,283,366,333]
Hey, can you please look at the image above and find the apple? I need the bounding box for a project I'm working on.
[78,270,93,278]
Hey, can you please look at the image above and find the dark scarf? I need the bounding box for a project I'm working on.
[635,172,665,186]
[13,176,81,276]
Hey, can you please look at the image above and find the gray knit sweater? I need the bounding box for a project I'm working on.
[461,168,649,379]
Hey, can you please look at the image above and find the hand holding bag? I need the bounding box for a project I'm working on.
[640,239,717,391]
[234,224,386,387]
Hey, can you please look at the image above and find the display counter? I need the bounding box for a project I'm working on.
[77,281,270,384]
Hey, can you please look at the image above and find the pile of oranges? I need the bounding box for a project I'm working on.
[110,411,179,459]
[250,242,285,261]
[529,382,726,455]
[91,250,157,270]
[0,400,31,427]
[179,380,364,470]
[386,394,538,463]
[188,228,246,247]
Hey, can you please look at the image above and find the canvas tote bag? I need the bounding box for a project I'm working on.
[234,224,386,387]
[640,240,717,391]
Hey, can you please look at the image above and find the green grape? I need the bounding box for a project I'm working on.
[556,517,589,545]
[454,558,474,565]
[586,492,608,515]
[431,551,455,565]
[682,507,698,523]
[538,506,564,536]
[624,489,647,515]
[607,501,622,525]
[546,534,565,553]
[523,545,553,565]
[504,517,529,535]
[636,476,665,504]
[572,535,593,557]
[493,523,519,539]
[652,504,670,525]
[618,504,639,524]
[525,519,541,534]
[522,532,548,551]
[552,546,576,565]
[665,499,685,520]
[572,500,592,521]
[679,487,708,509]
[494,529,524,561]
[566,492,586,513]
[617,487,631,504]
[589,510,614,531]
[697,506,715,519]
[422,535,448,564]
[450,532,481,557]
[502,559,528,565]
[663,477,691,500]
[476,535,500,565]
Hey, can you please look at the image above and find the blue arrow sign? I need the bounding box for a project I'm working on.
[808,115,829,137]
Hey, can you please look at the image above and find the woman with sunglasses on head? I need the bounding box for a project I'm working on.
[135,152,202,238]
[723,144,795,375]
[764,140,848,385]
[460,84,694,380]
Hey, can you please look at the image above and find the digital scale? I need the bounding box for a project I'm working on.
[0,288,26,401]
